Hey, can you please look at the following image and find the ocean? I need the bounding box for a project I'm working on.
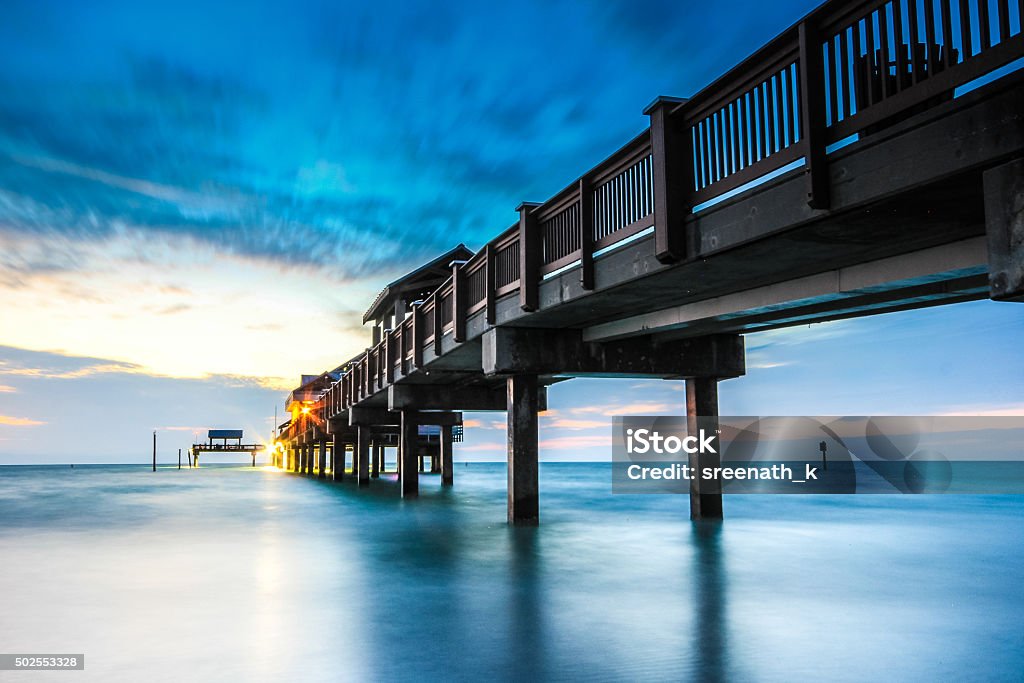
[0,462,1022,682]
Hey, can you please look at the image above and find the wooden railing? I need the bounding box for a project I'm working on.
[820,0,1023,141]
[493,225,520,295]
[590,134,655,248]
[296,0,1022,428]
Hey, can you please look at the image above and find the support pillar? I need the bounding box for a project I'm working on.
[332,431,343,482]
[441,424,454,486]
[400,411,419,498]
[985,157,1024,301]
[419,454,425,473]
[318,438,327,479]
[305,442,313,476]
[371,442,381,479]
[430,442,441,473]
[357,426,370,487]
[686,378,723,520]
[507,374,539,525]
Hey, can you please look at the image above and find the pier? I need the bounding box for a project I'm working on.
[274,0,1024,524]
[192,430,266,467]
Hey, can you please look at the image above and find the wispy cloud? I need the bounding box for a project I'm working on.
[0,414,45,427]
[0,384,16,393]
[571,401,673,416]
[0,345,295,391]
[936,404,1024,417]
[0,360,143,380]
[544,417,607,430]
[539,435,610,450]
[458,442,505,452]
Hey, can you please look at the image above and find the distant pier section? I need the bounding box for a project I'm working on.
[192,430,266,467]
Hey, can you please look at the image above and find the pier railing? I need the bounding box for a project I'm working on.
[295,0,1023,427]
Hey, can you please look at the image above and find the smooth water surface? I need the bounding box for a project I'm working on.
[0,463,1022,681]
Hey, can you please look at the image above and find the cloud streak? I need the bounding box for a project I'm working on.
[0,414,45,427]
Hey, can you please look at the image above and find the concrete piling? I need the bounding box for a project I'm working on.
[400,411,418,498]
[686,377,722,520]
[507,374,539,525]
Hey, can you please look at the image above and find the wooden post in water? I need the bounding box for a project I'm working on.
[178,448,182,470]
[152,431,156,472]
[441,424,454,486]
[332,431,344,482]
[400,411,419,498]
[507,374,539,525]
[686,378,723,520]
[356,426,370,487]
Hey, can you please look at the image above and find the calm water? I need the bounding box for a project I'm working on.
[0,463,1022,682]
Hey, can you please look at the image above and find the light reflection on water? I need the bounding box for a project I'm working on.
[0,463,1022,681]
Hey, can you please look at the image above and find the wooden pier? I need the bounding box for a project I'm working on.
[274,0,1024,524]
[192,430,266,467]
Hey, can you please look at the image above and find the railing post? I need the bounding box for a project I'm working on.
[485,243,496,325]
[412,305,424,368]
[432,292,443,356]
[645,95,690,264]
[517,202,542,311]
[798,19,830,210]
[385,330,395,384]
[578,177,594,290]
[452,262,467,343]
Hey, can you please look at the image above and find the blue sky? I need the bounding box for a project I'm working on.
[1,0,1021,463]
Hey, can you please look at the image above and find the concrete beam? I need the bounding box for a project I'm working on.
[350,406,463,426]
[582,238,988,341]
[986,157,1024,302]
[390,384,545,412]
[482,328,744,379]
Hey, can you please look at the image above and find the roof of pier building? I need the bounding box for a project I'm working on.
[286,370,340,411]
[362,244,474,325]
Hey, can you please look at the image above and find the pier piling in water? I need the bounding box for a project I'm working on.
[507,374,540,526]
[686,378,723,520]
[441,425,453,486]
[400,411,418,498]
[357,426,370,487]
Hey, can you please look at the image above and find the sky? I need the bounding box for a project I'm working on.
[1,0,1021,464]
